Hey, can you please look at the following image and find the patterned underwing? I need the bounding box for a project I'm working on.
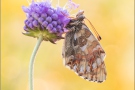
[62,11,107,83]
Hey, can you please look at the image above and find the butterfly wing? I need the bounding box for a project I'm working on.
[62,24,106,83]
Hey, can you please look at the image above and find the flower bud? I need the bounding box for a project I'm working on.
[42,21,48,27]
[47,24,53,30]
[28,23,34,29]
[57,25,62,30]
[32,20,38,27]
[38,17,44,24]
[28,17,34,22]
[35,7,40,13]
[47,9,54,16]
[46,16,52,23]
[24,26,29,31]
[57,19,61,24]
[32,12,40,19]
[52,21,57,27]
[41,13,47,19]
[52,28,57,33]
[52,14,58,20]
[25,20,29,25]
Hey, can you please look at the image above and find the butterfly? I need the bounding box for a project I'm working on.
[62,10,107,83]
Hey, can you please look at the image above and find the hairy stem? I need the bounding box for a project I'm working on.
[29,35,43,90]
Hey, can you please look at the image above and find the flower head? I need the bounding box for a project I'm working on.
[22,0,79,43]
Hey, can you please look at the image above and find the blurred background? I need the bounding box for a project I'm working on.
[1,0,134,90]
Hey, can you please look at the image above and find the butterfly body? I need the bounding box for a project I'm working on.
[62,11,106,83]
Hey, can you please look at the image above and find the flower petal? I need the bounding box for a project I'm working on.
[22,6,30,13]
[68,0,79,10]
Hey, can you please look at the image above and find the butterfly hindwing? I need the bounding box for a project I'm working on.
[62,23,106,83]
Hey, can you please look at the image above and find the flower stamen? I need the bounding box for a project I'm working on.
[63,2,68,9]
[63,0,79,13]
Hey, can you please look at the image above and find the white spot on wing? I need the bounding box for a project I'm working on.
[82,25,87,29]
[73,65,77,71]
[92,62,97,69]
[86,66,90,72]
[96,58,101,66]
[87,74,92,80]
[92,47,97,51]
[96,45,101,49]
[100,53,106,62]
[80,66,84,73]
[92,45,101,52]
[74,33,77,40]
[80,43,88,51]
[88,35,95,42]
[65,55,74,65]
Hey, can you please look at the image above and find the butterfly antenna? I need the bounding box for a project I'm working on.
[85,18,101,41]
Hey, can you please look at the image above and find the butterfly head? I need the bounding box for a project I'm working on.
[65,10,85,30]
[76,10,85,21]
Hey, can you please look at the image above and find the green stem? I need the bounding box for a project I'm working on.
[29,35,43,90]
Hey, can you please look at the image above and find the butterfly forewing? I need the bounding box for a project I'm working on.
[62,14,106,83]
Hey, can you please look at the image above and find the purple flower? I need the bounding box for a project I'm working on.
[52,21,57,27]
[38,17,44,24]
[22,6,30,13]
[42,21,48,27]
[57,19,61,25]
[25,20,29,25]
[23,26,29,31]
[28,17,34,22]
[22,0,79,43]
[47,24,53,32]
[32,20,38,27]
[57,25,62,30]
[52,28,57,33]
[52,14,58,20]
[46,16,52,23]
[41,13,47,18]
[47,9,54,16]
[28,23,34,29]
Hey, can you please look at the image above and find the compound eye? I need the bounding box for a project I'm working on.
[77,15,85,21]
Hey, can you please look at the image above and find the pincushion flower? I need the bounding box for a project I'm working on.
[22,0,79,43]
[22,0,79,90]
